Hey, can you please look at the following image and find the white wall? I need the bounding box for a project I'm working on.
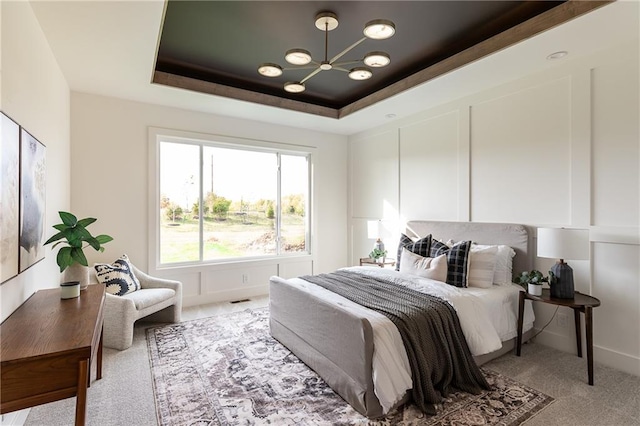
[348,38,640,376]
[0,2,70,424]
[70,92,348,306]
[0,2,70,320]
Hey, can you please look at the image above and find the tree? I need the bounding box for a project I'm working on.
[165,203,183,222]
[266,204,275,219]
[160,195,171,209]
[204,192,230,219]
[212,197,231,219]
[282,193,305,216]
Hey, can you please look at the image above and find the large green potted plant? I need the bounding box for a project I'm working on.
[45,211,113,289]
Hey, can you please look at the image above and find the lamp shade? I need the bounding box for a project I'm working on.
[537,227,589,261]
[367,220,381,239]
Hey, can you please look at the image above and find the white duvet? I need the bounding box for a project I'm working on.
[289,266,535,414]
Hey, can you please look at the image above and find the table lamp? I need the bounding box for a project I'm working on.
[537,227,589,299]
[367,220,385,253]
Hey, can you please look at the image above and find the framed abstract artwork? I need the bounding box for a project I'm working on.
[19,128,46,273]
[1,112,20,283]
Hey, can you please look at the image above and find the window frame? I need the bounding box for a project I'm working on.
[149,127,313,271]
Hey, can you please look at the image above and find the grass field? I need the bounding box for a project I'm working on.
[159,210,306,264]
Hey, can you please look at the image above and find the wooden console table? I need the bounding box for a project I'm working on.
[1,284,105,425]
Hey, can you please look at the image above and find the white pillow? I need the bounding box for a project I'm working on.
[399,248,447,282]
[470,244,515,285]
[467,245,498,288]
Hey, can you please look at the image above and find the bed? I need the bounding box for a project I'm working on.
[269,220,536,418]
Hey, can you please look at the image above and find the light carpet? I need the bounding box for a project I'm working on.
[146,308,553,425]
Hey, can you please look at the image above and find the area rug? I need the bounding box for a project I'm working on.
[146,308,553,426]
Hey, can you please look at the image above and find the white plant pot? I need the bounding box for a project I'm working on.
[62,263,91,290]
[528,283,542,296]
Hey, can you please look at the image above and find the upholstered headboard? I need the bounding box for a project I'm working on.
[405,220,533,279]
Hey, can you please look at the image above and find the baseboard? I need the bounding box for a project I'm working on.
[183,284,268,307]
[536,329,640,377]
[1,409,30,426]
[593,345,640,377]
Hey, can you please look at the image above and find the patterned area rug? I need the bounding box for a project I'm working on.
[146,308,553,426]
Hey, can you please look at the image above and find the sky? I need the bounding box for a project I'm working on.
[160,142,307,209]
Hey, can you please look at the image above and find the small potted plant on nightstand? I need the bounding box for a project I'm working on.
[514,270,548,296]
[369,247,388,264]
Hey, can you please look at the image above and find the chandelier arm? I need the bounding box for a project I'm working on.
[331,60,362,67]
[332,67,351,73]
[281,65,320,71]
[300,67,322,84]
[329,37,367,64]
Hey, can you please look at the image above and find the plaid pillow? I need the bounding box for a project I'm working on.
[396,233,432,271]
[430,239,472,287]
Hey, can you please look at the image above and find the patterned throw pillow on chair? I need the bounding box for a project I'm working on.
[94,254,141,296]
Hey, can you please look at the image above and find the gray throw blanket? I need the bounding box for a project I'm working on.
[301,270,489,415]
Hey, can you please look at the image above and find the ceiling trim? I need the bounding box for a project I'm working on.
[153,71,339,118]
[153,0,612,120]
[339,0,612,118]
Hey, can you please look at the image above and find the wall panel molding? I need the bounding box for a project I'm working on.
[590,226,640,245]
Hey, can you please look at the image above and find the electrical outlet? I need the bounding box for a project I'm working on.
[242,273,249,284]
[557,312,569,328]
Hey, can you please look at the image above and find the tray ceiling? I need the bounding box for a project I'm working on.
[154,1,609,119]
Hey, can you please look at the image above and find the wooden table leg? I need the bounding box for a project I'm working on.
[97,326,103,381]
[76,359,88,426]
[574,308,582,358]
[516,290,525,356]
[586,306,594,385]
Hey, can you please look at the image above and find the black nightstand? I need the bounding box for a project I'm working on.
[516,289,601,385]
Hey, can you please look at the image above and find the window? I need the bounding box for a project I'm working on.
[156,135,310,266]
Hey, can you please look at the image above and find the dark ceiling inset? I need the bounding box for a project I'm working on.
[154,1,609,119]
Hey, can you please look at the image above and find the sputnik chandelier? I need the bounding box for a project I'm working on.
[257,11,396,94]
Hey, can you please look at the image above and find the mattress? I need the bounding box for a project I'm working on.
[287,266,535,414]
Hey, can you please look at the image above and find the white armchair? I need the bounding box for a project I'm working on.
[100,265,182,350]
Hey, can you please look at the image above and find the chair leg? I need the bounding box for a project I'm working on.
[103,319,134,350]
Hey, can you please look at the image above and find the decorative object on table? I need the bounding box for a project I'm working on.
[368,247,388,264]
[44,211,113,290]
[257,11,395,94]
[1,112,20,284]
[59,280,80,299]
[147,308,554,425]
[514,269,548,296]
[537,227,589,299]
[367,219,390,257]
[19,128,46,273]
